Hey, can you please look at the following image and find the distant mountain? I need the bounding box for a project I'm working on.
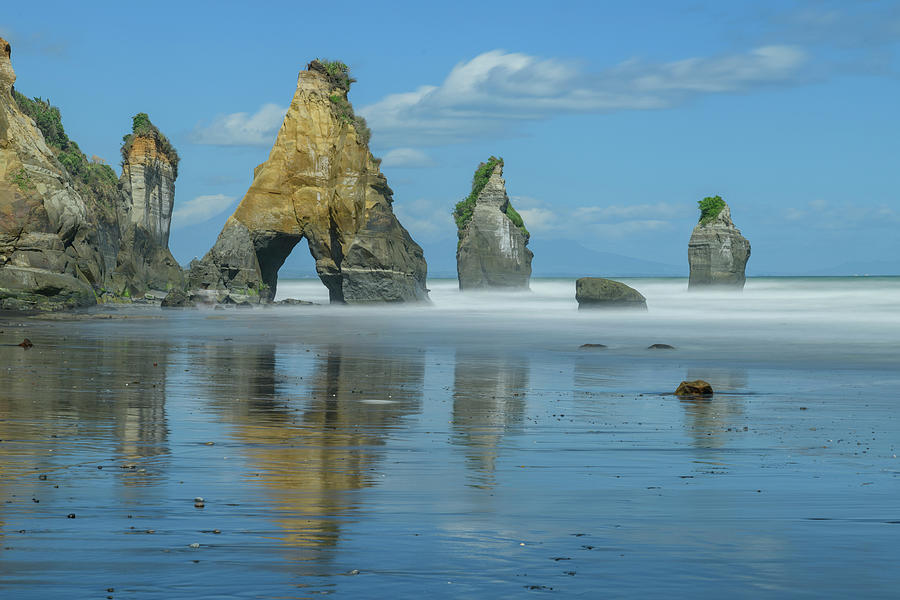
[528,238,685,277]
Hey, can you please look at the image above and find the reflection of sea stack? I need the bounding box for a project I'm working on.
[188,59,428,304]
[454,157,532,290]
[688,196,750,289]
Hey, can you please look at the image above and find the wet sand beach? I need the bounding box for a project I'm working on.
[1,278,898,598]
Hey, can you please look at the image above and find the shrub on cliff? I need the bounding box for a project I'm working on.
[698,195,726,225]
[12,90,119,204]
[310,59,356,92]
[120,112,180,177]
[453,156,503,235]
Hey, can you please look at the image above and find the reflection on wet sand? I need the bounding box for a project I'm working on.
[0,339,170,481]
[452,352,528,487]
[207,344,424,559]
[680,368,748,449]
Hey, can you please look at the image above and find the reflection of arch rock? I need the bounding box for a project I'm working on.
[218,346,424,553]
[188,65,428,304]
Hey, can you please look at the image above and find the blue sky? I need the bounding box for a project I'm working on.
[3,0,899,276]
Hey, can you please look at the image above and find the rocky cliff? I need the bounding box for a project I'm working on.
[687,197,750,289]
[455,158,532,290]
[0,38,182,310]
[188,60,427,304]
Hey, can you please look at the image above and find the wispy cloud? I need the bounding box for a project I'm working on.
[380,148,435,168]
[784,199,900,229]
[189,103,287,146]
[360,47,808,146]
[515,197,689,239]
[173,194,236,227]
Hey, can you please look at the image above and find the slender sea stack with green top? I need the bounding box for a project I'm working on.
[0,38,183,310]
[687,195,751,289]
[454,157,532,290]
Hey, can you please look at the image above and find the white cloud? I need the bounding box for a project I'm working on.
[783,200,900,229]
[574,202,685,221]
[189,103,287,146]
[380,148,435,168]
[173,194,237,227]
[360,47,808,146]
[516,207,559,233]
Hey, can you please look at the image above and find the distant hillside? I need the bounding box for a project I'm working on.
[528,239,685,277]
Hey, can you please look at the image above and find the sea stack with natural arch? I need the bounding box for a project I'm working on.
[687,195,750,289]
[187,59,428,304]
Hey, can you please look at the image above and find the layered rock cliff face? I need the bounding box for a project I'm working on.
[114,117,183,297]
[188,60,427,304]
[687,200,750,289]
[119,121,176,247]
[455,159,532,290]
[0,39,182,309]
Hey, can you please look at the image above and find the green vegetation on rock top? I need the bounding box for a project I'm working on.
[453,156,503,235]
[13,90,119,202]
[121,112,180,177]
[310,59,356,92]
[452,156,529,242]
[698,195,726,225]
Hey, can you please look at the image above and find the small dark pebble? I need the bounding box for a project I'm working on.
[552,557,571,561]
[579,343,607,349]
[18,338,33,349]
[38,474,47,481]
[67,514,75,518]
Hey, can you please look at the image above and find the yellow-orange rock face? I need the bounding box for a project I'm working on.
[189,65,428,303]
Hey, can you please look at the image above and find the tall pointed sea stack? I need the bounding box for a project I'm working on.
[687,196,750,289]
[454,157,532,290]
[0,38,182,310]
[188,60,427,304]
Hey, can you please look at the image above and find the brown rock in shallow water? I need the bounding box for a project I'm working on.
[18,338,32,348]
[675,380,713,396]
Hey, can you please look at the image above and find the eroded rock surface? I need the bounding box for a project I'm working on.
[188,61,427,304]
[688,203,750,289]
[456,161,532,290]
[575,277,647,310]
[0,39,183,310]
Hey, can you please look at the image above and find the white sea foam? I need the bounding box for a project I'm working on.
[273,277,900,367]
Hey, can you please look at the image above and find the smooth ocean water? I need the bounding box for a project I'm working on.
[0,277,898,598]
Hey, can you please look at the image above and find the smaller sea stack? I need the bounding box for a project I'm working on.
[454,157,532,290]
[687,196,750,289]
